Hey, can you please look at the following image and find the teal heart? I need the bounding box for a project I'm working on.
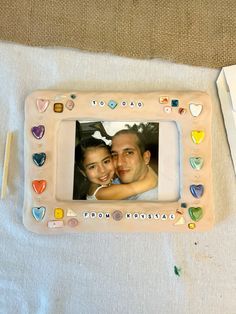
[189,157,204,170]
[32,207,46,221]
[32,153,46,167]
[188,207,203,222]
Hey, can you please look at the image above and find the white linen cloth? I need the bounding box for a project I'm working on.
[0,41,235,314]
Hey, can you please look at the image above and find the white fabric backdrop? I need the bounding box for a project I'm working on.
[0,41,235,314]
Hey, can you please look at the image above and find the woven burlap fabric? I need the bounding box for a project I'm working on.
[0,0,235,68]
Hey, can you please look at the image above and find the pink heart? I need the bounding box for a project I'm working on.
[36,99,49,112]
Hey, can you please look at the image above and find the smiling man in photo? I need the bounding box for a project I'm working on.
[111,129,158,200]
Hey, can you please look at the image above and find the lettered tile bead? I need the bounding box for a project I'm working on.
[99,101,106,107]
[169,213,175,220]
[98,212,104,219]
[161,214,167,220]
[133,213,139,219]
[91,100,97,106]
[140,213,146,219]
[147,214,153,219]
[137,101,143,108]
[154,213,160,219]
[83,212,90,218]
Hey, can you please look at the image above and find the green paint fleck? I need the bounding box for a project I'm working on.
[174,266,181,277]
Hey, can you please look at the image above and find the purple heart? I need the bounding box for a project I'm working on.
[190,184,204,198]
[31,125,45,139]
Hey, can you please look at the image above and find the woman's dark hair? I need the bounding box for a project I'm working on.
[73,137,110,199]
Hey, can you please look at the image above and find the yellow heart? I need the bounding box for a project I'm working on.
[191,130,205,144]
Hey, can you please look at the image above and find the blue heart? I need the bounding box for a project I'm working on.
[32,153,46,167]
[190,184,204,198]
[32,207,46,221]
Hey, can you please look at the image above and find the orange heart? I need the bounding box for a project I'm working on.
[32,180,47,194]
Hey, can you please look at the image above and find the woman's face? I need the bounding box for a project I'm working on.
[83,147,115,185]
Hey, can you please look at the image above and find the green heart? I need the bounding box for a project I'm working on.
[188,207,203,222]
[189,157,204,170]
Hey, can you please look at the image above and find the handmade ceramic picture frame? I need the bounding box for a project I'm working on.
[24,90,213,234]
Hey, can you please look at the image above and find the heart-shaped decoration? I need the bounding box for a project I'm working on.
[191,130,205,144]
[189,157,204,170]
[32,206,46,221]
[32,180,47,194]
[189,103,203,117]
[66,100,75,110]
[188,207,203,222]
[36,99,49,113]
[190,184,204,198]
[32,153,46,167]
[31,125,45,139]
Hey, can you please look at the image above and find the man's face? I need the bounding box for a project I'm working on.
[111,133,149,183]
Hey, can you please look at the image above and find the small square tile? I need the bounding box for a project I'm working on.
[54,103,64,113]
[171,99,179,107]
[159,96,169,104]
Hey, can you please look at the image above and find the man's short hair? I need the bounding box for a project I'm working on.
[112,129,146,155]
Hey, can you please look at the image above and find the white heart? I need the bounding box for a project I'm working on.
[189,103,203,117]
[36,99,49,112]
